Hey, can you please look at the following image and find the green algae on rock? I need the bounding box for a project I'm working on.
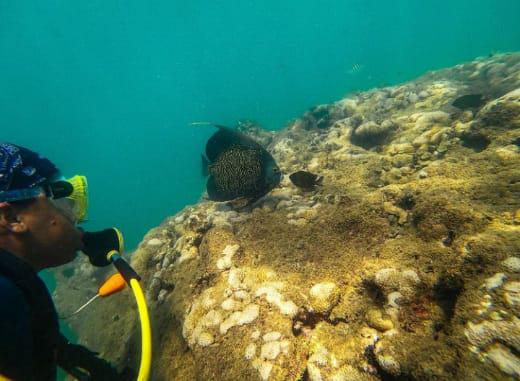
[54,53,520,381]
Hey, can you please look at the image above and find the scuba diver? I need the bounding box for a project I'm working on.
[0,143,134,381]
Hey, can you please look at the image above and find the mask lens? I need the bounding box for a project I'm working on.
[51,198,77,224]
[48,181,73,199]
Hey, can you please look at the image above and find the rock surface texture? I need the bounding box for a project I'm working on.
[56,53,520,381]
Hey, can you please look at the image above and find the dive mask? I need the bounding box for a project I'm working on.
[0,175,89,223]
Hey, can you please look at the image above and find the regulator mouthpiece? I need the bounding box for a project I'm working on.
[82,228,124,267]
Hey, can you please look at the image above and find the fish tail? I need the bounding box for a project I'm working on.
[191,121,214,126]
[191,121,232,131]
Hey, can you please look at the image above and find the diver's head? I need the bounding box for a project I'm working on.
[0,143,84,270]
[265,161,282,189]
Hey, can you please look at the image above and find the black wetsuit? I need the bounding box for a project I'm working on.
[0,249,60,380]
[0,250,128,381]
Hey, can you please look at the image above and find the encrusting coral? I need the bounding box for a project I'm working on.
[55,53,520,381]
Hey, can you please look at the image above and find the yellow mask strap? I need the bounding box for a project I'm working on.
[66,175,88,222]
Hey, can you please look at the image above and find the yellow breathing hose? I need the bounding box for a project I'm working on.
[129,278,152,381]
[105,239,152,381]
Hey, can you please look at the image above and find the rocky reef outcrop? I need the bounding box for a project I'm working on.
[55,53,520,381]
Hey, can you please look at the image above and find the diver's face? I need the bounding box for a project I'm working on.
[16,195,83,269]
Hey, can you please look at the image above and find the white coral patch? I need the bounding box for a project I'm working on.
[223,244,240,257]
[487,344,520,377]
[221,298,239,311]
[216,244,240,270]
[306,363,323,381]
[260,341,281,360]
[502,257,520,273]
[219,304,260,335]
[252,359,273,381]
[197,332,214,347]
[147,238,163,246]
[216,256,232,270]
[201,310,222,328]
[503,282,520,308]
[228,268,245,289]
[244,343,257,360]
[256,285,298,317]
[263,331,281,342]
[485,273,507,291]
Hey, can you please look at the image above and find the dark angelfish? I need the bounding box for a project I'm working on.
[200,124,281,202]
[452,94,486,110]
[289,171,323,190]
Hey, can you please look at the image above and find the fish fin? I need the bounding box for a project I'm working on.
[201,155,210,177]
[190,121,214,126]
[316,175,324,185]
[207,177,227,202]
[205,125,261,162]
[190,121,229,129]
[193,122,243,162]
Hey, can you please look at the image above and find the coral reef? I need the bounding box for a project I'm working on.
[55,53,520,380]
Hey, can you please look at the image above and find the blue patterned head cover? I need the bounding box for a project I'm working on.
[0,143,59,192]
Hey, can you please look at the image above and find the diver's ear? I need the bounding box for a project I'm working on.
[0,203,28,234]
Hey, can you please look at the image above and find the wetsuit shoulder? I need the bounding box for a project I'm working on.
[0,275,33,381]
